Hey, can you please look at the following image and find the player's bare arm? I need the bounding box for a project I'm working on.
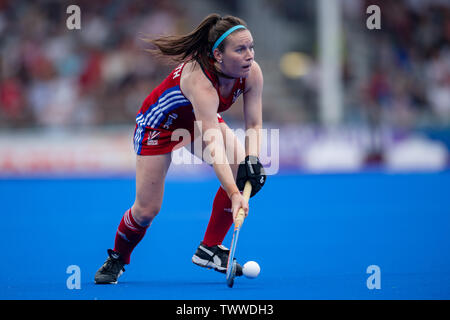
[183,69,249,220]
[183,68,240,198]
[235,61,266,199]
[243,61,263,157]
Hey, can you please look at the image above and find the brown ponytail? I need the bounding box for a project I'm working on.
[143,13,248,76]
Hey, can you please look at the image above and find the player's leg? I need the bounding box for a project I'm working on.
[114,153,172,263]
[131,153,172,226]
[190,121,245,274]
[95,153,171,284]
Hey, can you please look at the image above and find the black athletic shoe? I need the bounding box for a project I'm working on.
[94,249,126,284]
[192,241,243,276]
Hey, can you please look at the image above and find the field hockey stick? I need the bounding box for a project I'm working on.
[226,181,252,288]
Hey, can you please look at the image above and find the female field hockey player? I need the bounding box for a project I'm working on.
[95,14,266,284]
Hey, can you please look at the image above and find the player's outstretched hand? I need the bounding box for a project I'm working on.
[230,191,249,223]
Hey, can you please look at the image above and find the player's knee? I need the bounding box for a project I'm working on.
[132,203,161,224]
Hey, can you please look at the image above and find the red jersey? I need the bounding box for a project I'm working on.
[133,62,246,155]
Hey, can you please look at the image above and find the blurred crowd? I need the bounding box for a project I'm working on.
[348,0,450,129]
[0,0,184,129]
[0,0,449,130]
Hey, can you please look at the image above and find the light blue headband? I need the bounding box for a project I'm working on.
[211,25,247,55]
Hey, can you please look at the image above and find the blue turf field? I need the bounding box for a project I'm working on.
[1,171,450,300]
